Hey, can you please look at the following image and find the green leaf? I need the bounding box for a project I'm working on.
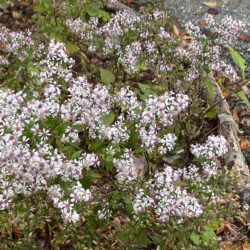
[103,112,116,125]
[203,107,218,119]
[80,176,91,189]
[135,229,149,245]
[190,233,200,246]
[151,233,165,244]
[88,140,105,151]
[86,6,98,16]
[27,64,39,74]
[201,228,217,245]
[66,43,80,55]
[71,150,82,159]
[100,68,115,84]
[123,197,133,215]
[227,45,246,79]
[135,63,147,71]
[138,83,152,94]
[233,90,250,109]
[86,171,102,180]
[203,64,210,74]
[204,77,214,99]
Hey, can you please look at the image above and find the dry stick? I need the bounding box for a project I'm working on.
[209,73,250,194]
[104,0,140,17]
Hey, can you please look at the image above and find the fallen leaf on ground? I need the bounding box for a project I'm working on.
[232,108,240,123]
[0,43,6,50]
[222,91,229,97]
[239,34,250,42]
[113,217,121,224]
[240,138,250,152]
[183,35,193,40]
[173,25,180,36]
[202,2,217,7]
[216,220,238,237]
[12,11,22,20]
[222,242,242,250]
[243,242,250,250]
[199,19,207,27]
[12,226,22,239]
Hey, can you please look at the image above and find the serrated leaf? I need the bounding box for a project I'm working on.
[100,68,115,84]
[190,233,200,246]
[103,112,116,125]
[227,45,246,79]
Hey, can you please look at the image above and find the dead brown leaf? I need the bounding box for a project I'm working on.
[199,19,207,27]
[240,138,250,152]
[216,221,238,238]
[183,35,193,40]
[173,25,180,36]
[222,91,230,97]
[12,226,22,239]
[243,242,250,250]
[202,2,217,7]
[12,11,22,20]
[239,34,250,42]
[113,217,121,224]
[232,108,240,123]
[222,242,242,250]
[0,43,6,50]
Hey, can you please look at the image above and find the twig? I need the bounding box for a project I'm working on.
[104,0,140,17]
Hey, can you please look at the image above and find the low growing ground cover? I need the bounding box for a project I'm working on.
[0,0,249,249]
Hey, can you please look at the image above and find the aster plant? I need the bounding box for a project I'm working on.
[0,0,247,249]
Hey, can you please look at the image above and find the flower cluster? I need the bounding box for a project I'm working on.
[66,10,175,75]
[0,87,100,217]
[0,26,34,62]
[0,5,232,227]
[0,35,190,221]
[48,182,91,223]
[132,134,228,221]
[179,15,246,82]
[204,14,246,45]
[133,166,203,222]
[33,39,74,84]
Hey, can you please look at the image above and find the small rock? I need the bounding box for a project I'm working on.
[239,188,250,208]
[243,151,250,164]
